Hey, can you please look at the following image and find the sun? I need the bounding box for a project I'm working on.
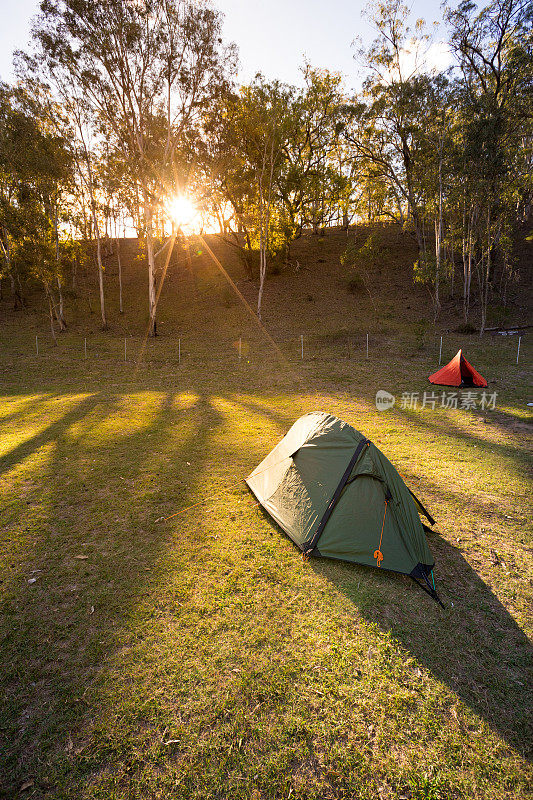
[165,194,199,233]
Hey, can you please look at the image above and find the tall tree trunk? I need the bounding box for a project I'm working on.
[44,283,58,344]
[16,273,25,307]
[479,209,491,337]
[462,206,473,323]
[257,137,275,321]
[1,231,22,310]
[82,146,107,329]
[434,143,443,322]
[54,206,67,331]
[342,209,349,231]
[257,191,266,321]
[434,218,441,322]
[116,235,123,314]
[311,200,320,235]
[92,204,107,329]
[56,277,67,330]
[449,224,455,298]
[145,203,157,336]
[402,137,425,264]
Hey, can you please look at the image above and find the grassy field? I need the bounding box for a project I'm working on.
[1,228,532,799]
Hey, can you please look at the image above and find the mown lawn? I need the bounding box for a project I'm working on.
[0,325,531,799]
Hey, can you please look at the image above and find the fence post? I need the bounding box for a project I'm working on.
[517,335,521,364]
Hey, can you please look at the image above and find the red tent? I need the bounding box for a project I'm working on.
[429,349,487,387]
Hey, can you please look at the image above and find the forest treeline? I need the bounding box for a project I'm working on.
[0,0,531,336]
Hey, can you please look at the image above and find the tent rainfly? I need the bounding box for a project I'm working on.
[246,412,443,606]
[429,349,487,387]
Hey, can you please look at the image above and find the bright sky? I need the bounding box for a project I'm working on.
[1,0,450,89]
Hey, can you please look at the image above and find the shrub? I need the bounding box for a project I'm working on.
[346,272,364,293]
[455,322,477,334]
[341,232,383,272]
[341,232,383,295]
[413,254,436,285]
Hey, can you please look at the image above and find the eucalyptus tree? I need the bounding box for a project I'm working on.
[344,1,446,254]
[19,52,112,328]
[98,147,132,314]
[33,0,236,336]
[0,83,71,328]
[407,74,455,320]
[0,84,29,308]
[278,66,347,237]
[445,0,533,332]
[212,67,351,295]
[220,78,295,319]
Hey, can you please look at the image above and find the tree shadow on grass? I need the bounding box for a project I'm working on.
[479,405,533,445]
[0,392,108,477]
[309,532,532,762]
[0,389,224,795]
[0,394,56,426]
[391,404,531,483]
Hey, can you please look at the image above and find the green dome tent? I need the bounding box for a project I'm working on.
[246,412,443,606]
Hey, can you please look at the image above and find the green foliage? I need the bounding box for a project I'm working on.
[341,233,385,294]
[413,254,436,285]
[0,82,72,304]
[342,233,384,271]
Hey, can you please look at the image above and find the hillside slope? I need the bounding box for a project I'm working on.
[1,224,531,345]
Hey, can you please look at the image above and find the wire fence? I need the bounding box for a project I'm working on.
[2,328,529,375]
